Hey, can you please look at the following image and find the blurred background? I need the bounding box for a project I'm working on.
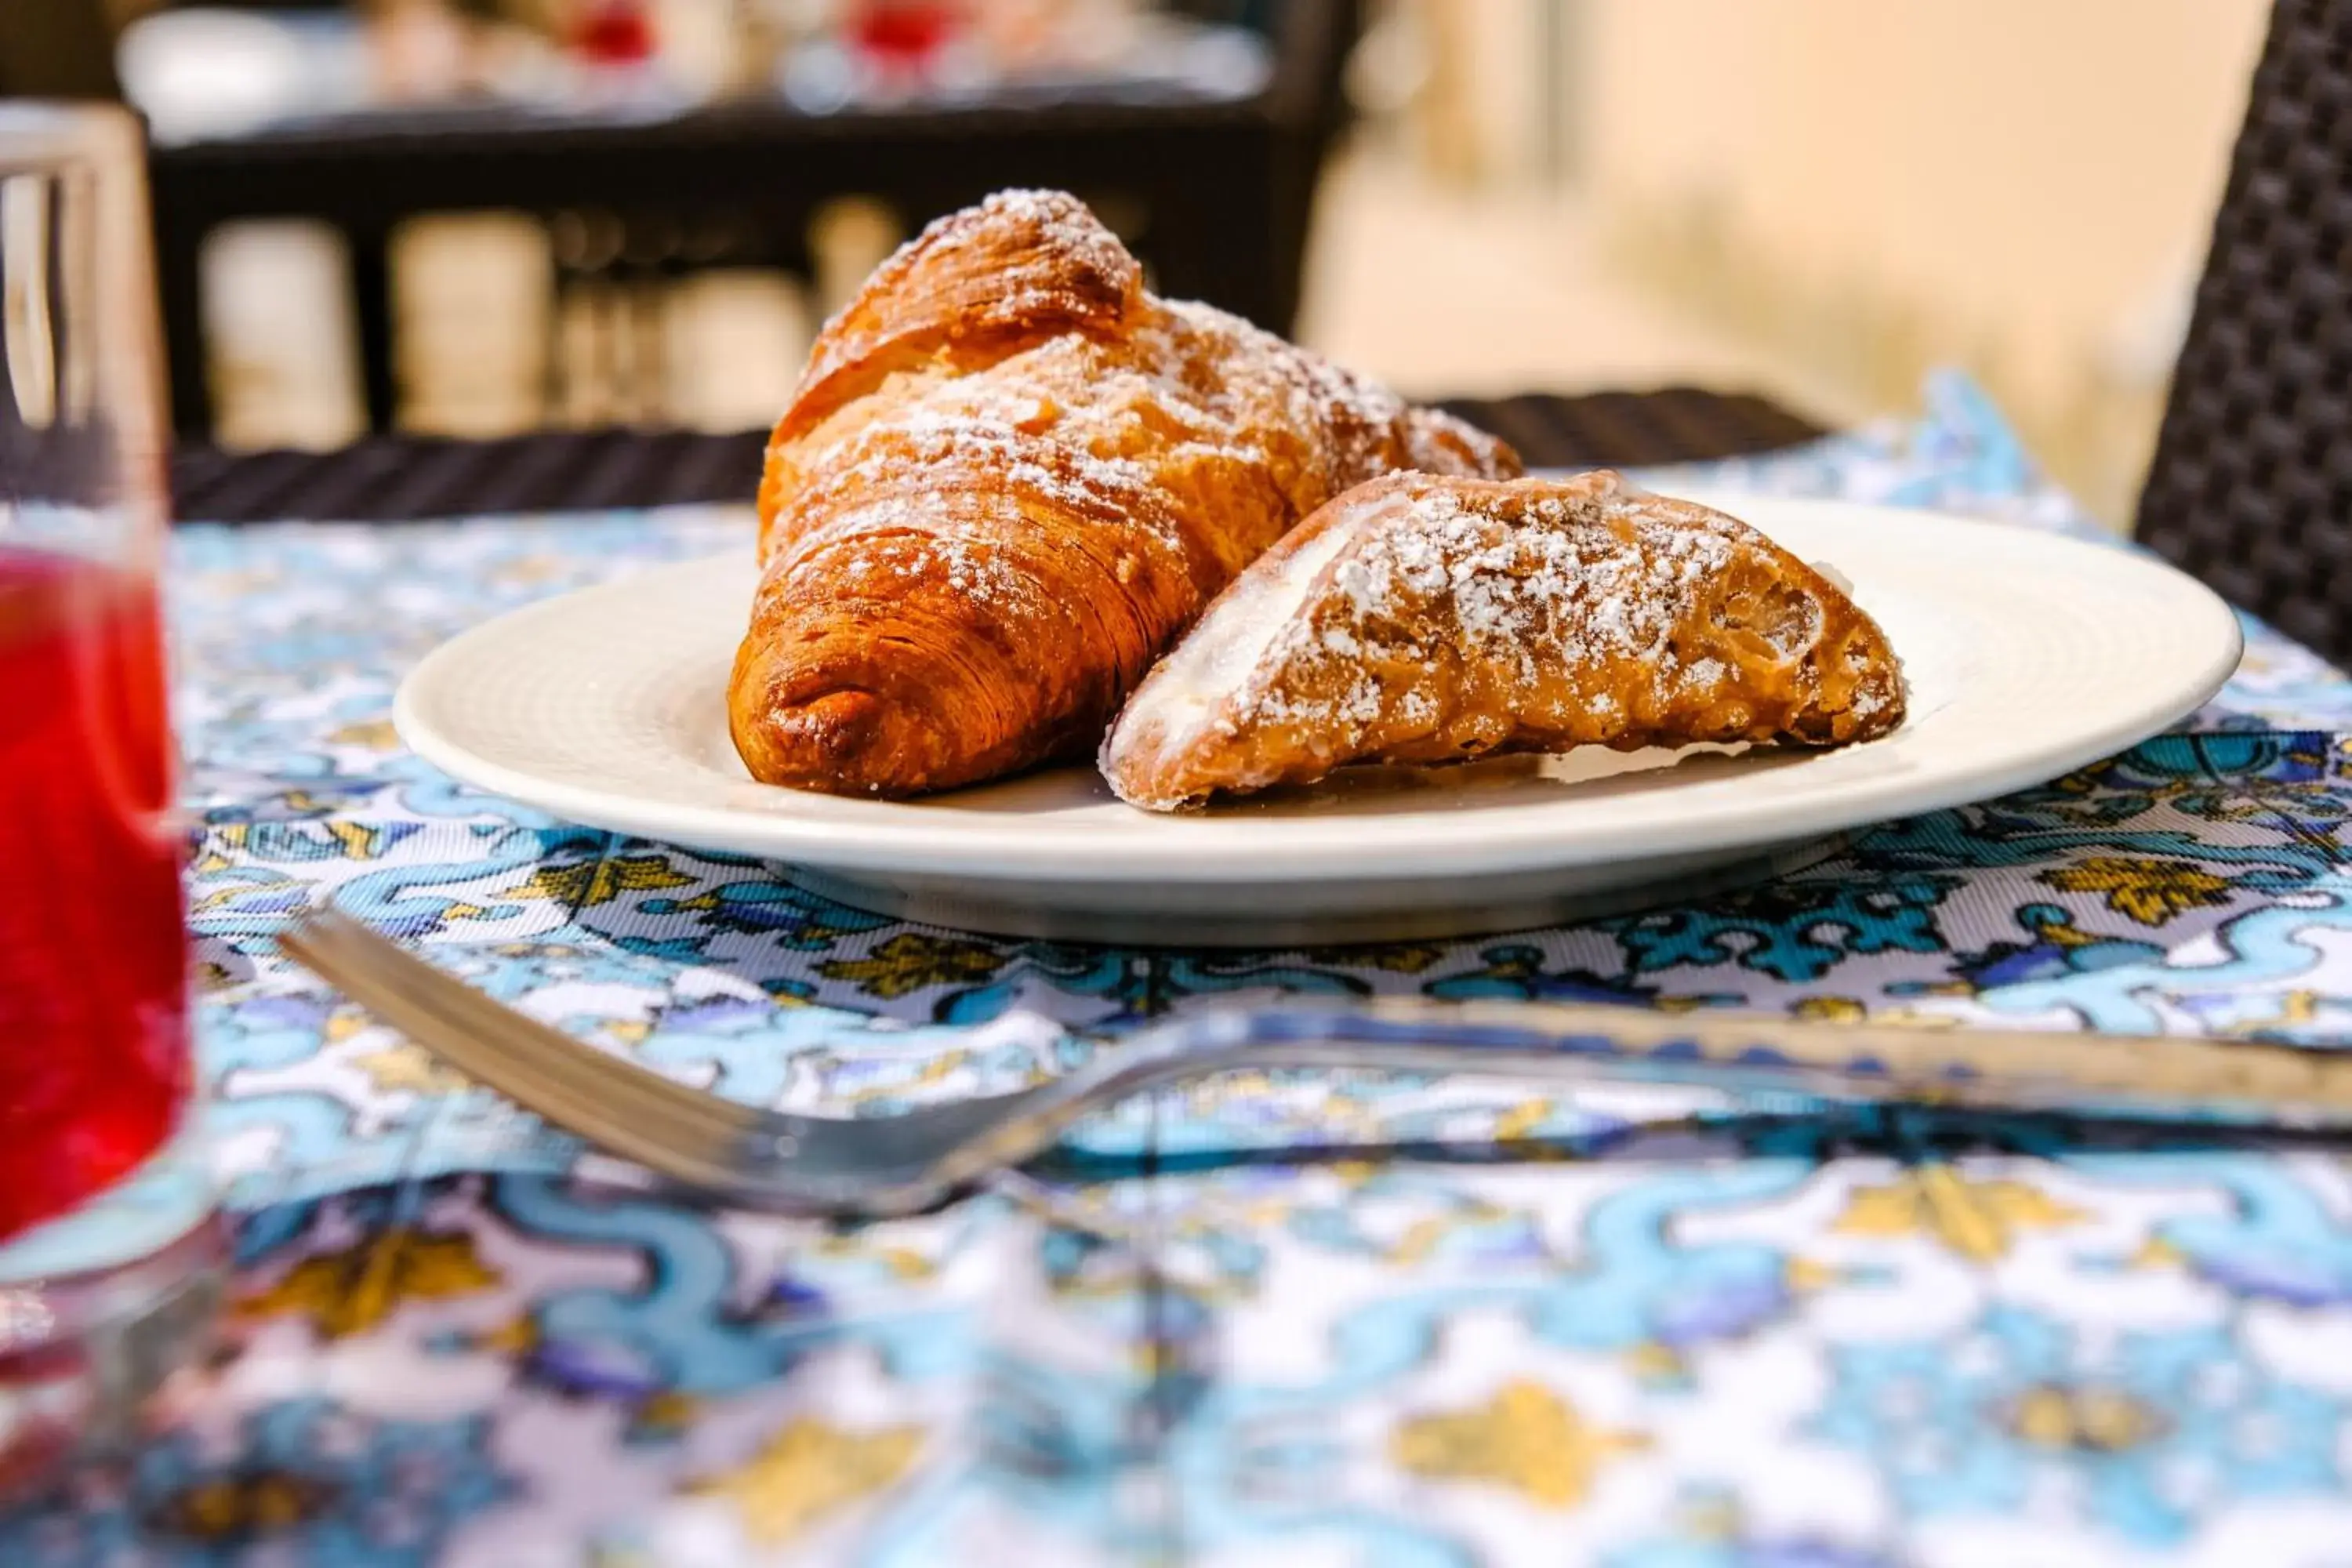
[0,0,2270,526]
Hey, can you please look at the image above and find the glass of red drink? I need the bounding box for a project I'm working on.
[0,104,218,1503]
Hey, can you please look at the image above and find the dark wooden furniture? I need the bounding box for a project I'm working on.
[169,387,1828,521]
[2135,0,2352,666]
[0,0,120,101]
[131,0,1359,440]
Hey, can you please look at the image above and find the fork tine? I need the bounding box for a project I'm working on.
[278,914,782,1201]
[278,911,768,1152]
[279,912,753,1149]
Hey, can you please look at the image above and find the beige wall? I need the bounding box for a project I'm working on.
[1571,0,2270,518]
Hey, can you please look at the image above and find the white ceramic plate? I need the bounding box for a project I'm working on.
[396,494,2242,946]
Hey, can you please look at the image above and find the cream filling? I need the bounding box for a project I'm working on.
[1113,523,1359,756]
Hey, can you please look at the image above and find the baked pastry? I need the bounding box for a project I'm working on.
[729,189,1519,797]
[1102,470,1906,810]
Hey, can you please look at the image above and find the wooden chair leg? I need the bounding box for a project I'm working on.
[153,209,212,442]
[348,227,397,434]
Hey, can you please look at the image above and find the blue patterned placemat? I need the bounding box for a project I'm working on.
[178,373,2352,1210]
[13,374,2352,1568]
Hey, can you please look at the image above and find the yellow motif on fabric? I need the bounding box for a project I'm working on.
[323,1007,374,1044]
[690,1417,924,1545]
[1305,942,1446,973]
[1784,1257,1841,1293]
[1875,1008,1963,1029]
[840,1054,970,1108]
[2040,857,2235,925]
[1789,996,1958,1028]
[1832,1166,2086,1264]
[212,819,383,859]
[1680,1489,1744,1540]
[2221,990,2325,1035]
[1388,1217,1455,1268]
[238,1228,500,1338]
[1623,1341,1687,1382]
[493,554,567,585]
[496,941,581,958]
[476,1312,540,1355]
[515,854,695,909]
[351,1042,473,1094]
[1392,1380,1646,1508]
[1381,1200,1515,1267]
[1652,994,1715,1014]
[190,883,254,915]
[327,717,401,750]
[630,1391,702,1439]
[812,1235,937,1281]
[2006,1384,2163,1451]
[154,1472,336,1538]
[868,1245,939,1282]
[1493,1099,1562,1144]
[1137,1069,1392,1148]
[323,822,379,858]
[818,933,1008,998]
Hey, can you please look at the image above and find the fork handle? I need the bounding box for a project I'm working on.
[1268,996,2352,1123]
[926,996,2352,1193]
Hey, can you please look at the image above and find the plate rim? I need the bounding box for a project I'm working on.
[394,496,2245,884]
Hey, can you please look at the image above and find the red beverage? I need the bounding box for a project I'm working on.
[0,548,188,1242]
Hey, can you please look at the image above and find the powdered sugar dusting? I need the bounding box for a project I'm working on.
[1104,471,1905,808]
[771,281,1511,593]
[811,187,1136,350]
[969,188,1134,288]
[1236,482,1737,737]
[745,187,1533,796]
[772,408,1183,573]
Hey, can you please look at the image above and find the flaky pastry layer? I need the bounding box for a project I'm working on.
[1102,470,1907,809]
[729,190,1518,797]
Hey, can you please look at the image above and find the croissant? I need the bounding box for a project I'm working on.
[729,189,1519,797]
[1102,470,1907,810]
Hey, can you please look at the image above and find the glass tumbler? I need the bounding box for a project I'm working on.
[0,103,219,1504]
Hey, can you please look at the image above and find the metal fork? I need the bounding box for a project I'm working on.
[280,908,2352,1218]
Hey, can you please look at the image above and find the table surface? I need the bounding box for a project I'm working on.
[20,379,2352,1566]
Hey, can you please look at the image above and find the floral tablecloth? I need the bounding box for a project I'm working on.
[16,376,2352,1565]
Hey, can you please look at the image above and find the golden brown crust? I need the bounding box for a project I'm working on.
[730,190,1522,797]
[1101,470,1907,809]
